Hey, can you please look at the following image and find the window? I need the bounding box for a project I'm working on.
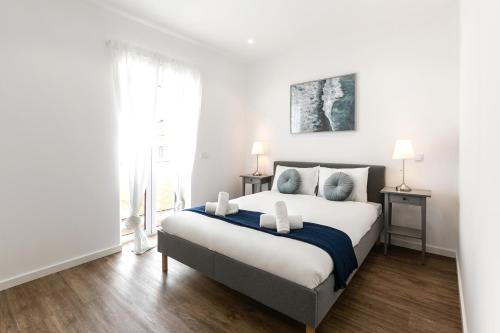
[119,88,177,236]
[108,41,201,251]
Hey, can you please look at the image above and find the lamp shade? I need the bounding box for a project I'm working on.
[251,141,264,155]
[392,140,415,160]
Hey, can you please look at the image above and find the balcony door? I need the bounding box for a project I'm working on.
[120,89,176,237]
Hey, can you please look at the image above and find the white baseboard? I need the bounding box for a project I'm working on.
[456,256,468,333]
[388,236,456,258]
[0,245,122,292]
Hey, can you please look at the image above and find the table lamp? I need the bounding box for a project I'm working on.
[392,139,415,192]
[251,141,264,176]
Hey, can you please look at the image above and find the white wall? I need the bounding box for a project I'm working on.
[459,0,500,331]
[0,0,247,287]
[245,1,459,255]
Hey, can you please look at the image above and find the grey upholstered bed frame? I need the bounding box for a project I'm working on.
[158,161,385,333]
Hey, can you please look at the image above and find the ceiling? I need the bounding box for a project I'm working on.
[99,0,448,63]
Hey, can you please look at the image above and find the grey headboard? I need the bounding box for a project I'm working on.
[273,161,386,204]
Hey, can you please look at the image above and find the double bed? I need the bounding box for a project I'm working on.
[158,161,385,332]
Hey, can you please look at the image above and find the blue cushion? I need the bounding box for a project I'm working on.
[323,172,354,201]
[277,169,301,194]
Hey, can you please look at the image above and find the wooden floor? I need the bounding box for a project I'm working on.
[0,242,461,333]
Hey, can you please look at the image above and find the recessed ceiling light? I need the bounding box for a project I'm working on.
[247,38,254,45]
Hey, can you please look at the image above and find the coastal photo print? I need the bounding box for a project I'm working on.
[290,73,356,134]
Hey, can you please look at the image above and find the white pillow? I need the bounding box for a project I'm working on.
[318,167,370,202]
[272,165,319,195]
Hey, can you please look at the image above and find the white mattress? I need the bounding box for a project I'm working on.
[161,191,381,289]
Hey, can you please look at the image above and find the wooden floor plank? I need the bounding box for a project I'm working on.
[0,242,461,333]
[0,291,19,333]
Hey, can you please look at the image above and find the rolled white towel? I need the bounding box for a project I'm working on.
[205,202,239,215]
[274,201,290,234]
[205,202,217,214]
[215,192,230,216]
[259,214,303,230]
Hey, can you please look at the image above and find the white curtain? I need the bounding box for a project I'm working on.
[108,41,202,254]
[159,61,202,210]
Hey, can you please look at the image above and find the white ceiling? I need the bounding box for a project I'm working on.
[98,0,448,62]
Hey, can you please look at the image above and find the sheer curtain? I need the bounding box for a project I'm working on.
[108,41,202,254]
[159,61,202,210]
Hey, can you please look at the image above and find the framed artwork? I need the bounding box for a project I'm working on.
[290,73,355,134]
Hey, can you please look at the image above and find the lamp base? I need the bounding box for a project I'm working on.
[396,183,412,192]
[252,171,262,176]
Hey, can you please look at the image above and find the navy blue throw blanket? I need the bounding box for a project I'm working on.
[186,206,358,290]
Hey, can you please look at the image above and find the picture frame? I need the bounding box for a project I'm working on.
[290,73,356,134]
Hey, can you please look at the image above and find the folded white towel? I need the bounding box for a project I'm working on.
[205,202,239,215]
[215,192,230,217]
[259,214,303,230]
[274,201,290,234]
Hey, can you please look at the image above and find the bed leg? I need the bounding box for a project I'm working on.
[306,325,315,333]
[162,254,168,273]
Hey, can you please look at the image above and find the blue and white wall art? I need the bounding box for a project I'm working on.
[290,73,356,134]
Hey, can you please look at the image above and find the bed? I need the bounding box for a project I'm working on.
[158,161,385,333]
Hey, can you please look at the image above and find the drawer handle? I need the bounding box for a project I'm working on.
[402,197,407,200]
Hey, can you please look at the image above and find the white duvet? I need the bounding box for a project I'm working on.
[161,191,381,289]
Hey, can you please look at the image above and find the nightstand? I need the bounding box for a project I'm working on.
[380,187,432,263]
[240,174,273,195]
